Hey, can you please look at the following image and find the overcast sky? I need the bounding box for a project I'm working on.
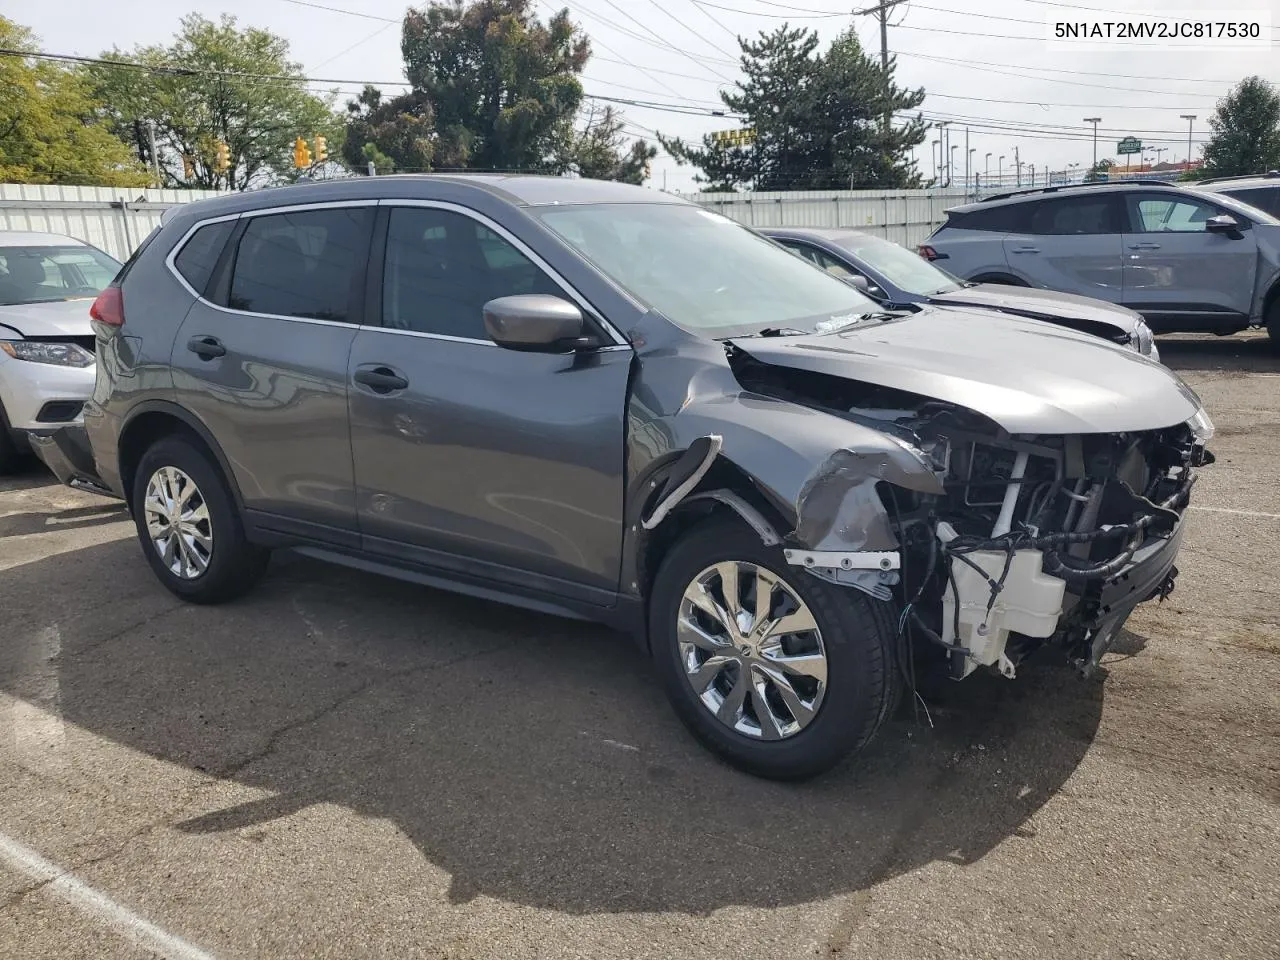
[10,0,1280,191]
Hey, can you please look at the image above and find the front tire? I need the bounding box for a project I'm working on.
[131,435,268,603]
[650,517,900,780]
[1267,297,1280,346]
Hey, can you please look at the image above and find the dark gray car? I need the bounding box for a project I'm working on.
[33,175,1214,779]
[763,227,1158,360]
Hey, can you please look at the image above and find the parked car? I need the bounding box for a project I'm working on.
[920,181,1280,340]
[0,231,120,472]
[33,176,1213,779]
[1194,171,1280,218]
[764,227,1158,360]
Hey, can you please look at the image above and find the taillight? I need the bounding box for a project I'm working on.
[918,245,939,261]
[89,286,124,327]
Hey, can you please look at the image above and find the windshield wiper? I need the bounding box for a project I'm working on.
[752,327,808,337]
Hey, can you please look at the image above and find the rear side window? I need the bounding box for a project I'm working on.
[1220,187,1280,217]
[228,208,371,321]
[1026,196,1118,235]
[946,204,1027,232]
[173,220,235,296]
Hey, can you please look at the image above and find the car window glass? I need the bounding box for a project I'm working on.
[1222,187,1280,217]
[382,207,562,338]
[173,220,235,295]
[229,208,368,321]
[1027,197,1115,235]
[537,204,883,338]
[1131,196,1219,233]
[0,245,122,306]
[777,240,856,279]
[836,233,962,295]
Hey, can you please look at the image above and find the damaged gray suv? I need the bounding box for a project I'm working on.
[34,176,1215,780]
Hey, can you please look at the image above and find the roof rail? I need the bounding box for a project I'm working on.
[1197,171,1280,185]
[978,179,1177,203]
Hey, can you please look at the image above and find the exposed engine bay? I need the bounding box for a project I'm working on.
[728,348,1215,680]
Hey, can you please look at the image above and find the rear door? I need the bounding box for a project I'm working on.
[346,202,632,600]
[1120,192,1257,326]
[999,194,1125,301]
[170,203,374,544]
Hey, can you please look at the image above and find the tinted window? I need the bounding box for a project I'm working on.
[948,204,1027,232]
[1220,186,1280,217]
[0,245,122,306]
[831,233,963,296]
[1129,195,1219,233]
[173,220,234,295]
[229,208,370,321]
[382,207,561,338]
[536,204,883,338]
[1026,197,1116,235]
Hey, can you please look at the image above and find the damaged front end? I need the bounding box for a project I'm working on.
[726,346,1215,680]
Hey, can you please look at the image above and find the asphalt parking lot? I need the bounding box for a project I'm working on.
[1,334,1277,960]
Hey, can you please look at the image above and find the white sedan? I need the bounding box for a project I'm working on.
[0,231,120,473]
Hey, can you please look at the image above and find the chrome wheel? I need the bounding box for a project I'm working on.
[677,561,827,740]
[143,466,213,580]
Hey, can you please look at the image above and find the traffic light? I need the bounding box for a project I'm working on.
[182,154,194,178]
[313,135,328,165]
[214,141,230,173]
[293,136,312,169]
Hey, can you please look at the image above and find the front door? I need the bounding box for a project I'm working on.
[1121,192,1258,329]
[170,204,375,542]
[347,203,632,600]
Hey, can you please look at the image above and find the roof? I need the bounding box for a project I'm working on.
[947,180,1188,215]
[0,231,88,247]
[1196,173,1280,191]
[760,226,877,244]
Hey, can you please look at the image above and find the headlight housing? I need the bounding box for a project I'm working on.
[0,340,95,368]
[1187,407,1215,442]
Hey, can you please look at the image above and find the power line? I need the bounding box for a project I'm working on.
[0,48,738,117]
[895,51,1241,87]
[584,0,738,80]
[682,0,748,45]
[568,3,739,66]
[643,0,739,59]
[277,0,396,22]
[689,0,844,18]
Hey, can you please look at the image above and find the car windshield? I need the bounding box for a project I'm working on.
[830,232,963,297]
[535,203,885,337]
[0,245,121,305]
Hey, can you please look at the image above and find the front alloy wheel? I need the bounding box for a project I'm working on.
[143,465,213,579]
[678,561,827,740]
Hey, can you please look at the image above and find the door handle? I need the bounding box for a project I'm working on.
[1128,242,1162,250]
[1010,246,1040,254]
[354,366,408,393]
[186,335,226,360]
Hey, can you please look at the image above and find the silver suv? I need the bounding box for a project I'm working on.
[1194,172,1280,219]
[922,182,1280,340]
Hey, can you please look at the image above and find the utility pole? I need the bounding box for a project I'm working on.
[1083,117,1102,172]
[1014,146,1021,187]
[998,155,1004,185]
[1180,114,1197,168]
[931,138,939,185]
[145,119,160,185]
[855,1,909,135]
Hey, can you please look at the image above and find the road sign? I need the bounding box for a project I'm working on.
[1117,136,1142,155]
[710,128,756,147]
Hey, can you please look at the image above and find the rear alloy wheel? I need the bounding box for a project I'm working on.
[131,435,268,603]
[651,517,899,780]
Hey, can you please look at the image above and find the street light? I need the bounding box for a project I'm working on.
[985,151,992,182]
[931,138,940,184]
[1084,117,1102,171]
[999,154,1005,184]
[949,145,958,187]
[1179,114,1197,168]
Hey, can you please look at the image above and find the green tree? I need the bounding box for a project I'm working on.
[659,26,926,191]
[341,1,656,182]
[1201,76,1280,178]
[0,17,149,186]
[88,14,343,190]
[556,104,656,183]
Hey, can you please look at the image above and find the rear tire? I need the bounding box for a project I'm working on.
[1266,297,1280,346]
[131,435,269,603]
[649,517,900,780]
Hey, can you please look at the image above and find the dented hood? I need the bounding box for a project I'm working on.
[730,306,1201,435]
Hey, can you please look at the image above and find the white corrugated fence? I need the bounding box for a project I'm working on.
[678,188,976,247]
[0,184,227,261]
[2,183,978,260]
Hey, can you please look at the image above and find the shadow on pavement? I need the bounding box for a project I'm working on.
[0,502,126,538]
[1157,333,1278,373]
[0,539,1104,915]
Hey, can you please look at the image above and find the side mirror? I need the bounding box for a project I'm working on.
[846,274,871,292]
[1206,214,1242,237]
[483,295,587,353]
